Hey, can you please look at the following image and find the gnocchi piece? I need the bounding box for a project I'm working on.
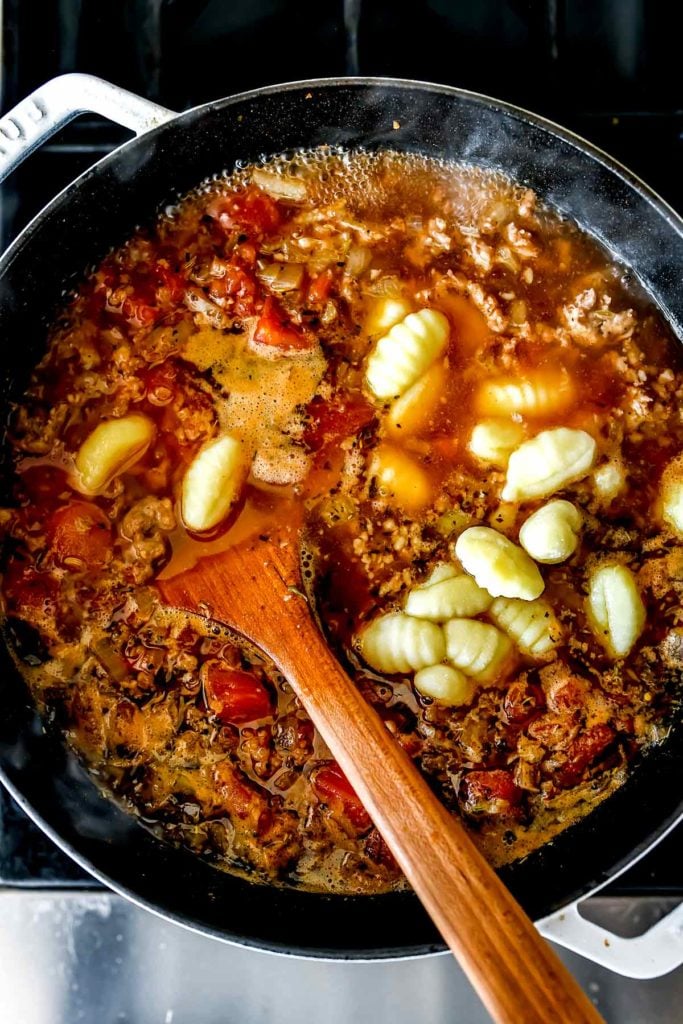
[358,613,446,674]
[386,360,447,437]
[365,296,413,338]
[468,419,525,468]
[475,370,575,418]
[593,460,626,502]
[443,618,513,683]
[413,664,475,706]
[369,444,432,511]
[488,597,562,659]
[454,526,544,601]
[181,434,247,533]
[405,563,492,621]
[502,427,597,503]
[74,413,155,494]
[518,500,582,564]
[586,563,646,659]
[659,456,683,535]
[365,308,450,400]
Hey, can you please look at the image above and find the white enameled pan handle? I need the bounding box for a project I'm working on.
[538,898,683,979]
[0,73,176,183]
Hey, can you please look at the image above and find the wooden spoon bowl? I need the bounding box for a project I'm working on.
[159,524,604,1024]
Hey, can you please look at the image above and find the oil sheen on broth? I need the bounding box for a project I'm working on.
[2,149,682,895]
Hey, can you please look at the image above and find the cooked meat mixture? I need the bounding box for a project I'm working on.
[2,150,682,894]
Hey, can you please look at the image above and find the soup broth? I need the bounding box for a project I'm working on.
[2,150,682,893]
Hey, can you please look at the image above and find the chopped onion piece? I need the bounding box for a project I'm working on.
[184,288,230,328]
[252,168,307,201]
[346,245,372,277]
[258,262,305,292]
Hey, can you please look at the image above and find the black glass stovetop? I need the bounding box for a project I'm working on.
[0,0,681,897]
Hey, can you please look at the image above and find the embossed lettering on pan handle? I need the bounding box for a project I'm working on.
[0,73,176,184]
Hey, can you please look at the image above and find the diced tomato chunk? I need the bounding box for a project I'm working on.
[461,769,523,815]
[304,393,375,451]
[312,761,372,831]
[307,269,334,305]
[204,665,273,724]
[253,296,312,351]
[207,186,282,237]
[47,501,112,569]
[208,261,258,318]
[556,724,616,787]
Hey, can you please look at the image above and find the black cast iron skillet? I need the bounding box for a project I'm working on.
[0,77,681,959]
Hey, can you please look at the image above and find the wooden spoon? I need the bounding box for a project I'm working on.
[159,523,604,1024]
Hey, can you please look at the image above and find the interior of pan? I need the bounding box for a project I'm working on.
[0,79,682,958]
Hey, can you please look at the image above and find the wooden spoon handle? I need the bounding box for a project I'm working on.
[276,610,603,1024]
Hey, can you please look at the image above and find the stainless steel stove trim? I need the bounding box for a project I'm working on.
[1,71,682,976]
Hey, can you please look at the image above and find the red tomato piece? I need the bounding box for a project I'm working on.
[47,501,112,569]
[307,269,334,305]
[312,761,372,832]
[304,393,376,451]
[204,665,273,725]
[461,769,523,815]
[207,186,282,237]
[556,724,616,787]
[253,296,312,351]
[208,261,258,318]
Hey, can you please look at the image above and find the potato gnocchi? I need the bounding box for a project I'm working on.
[368,444,432,511]
[443,618,514,683]
[488,597,562,658]
[502,427,597,502]
[358,613,445,674]
[74,414,155,495]
[469,419,526,468]
[413,664,475,706]
[181,434,247,534]
[659,456,683,535]
[365,308,450,399]
[518,500,582,564]
[455,526,544,601]
[405,563,492,621]
[475,370,575,418]
[586,563,646,659]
